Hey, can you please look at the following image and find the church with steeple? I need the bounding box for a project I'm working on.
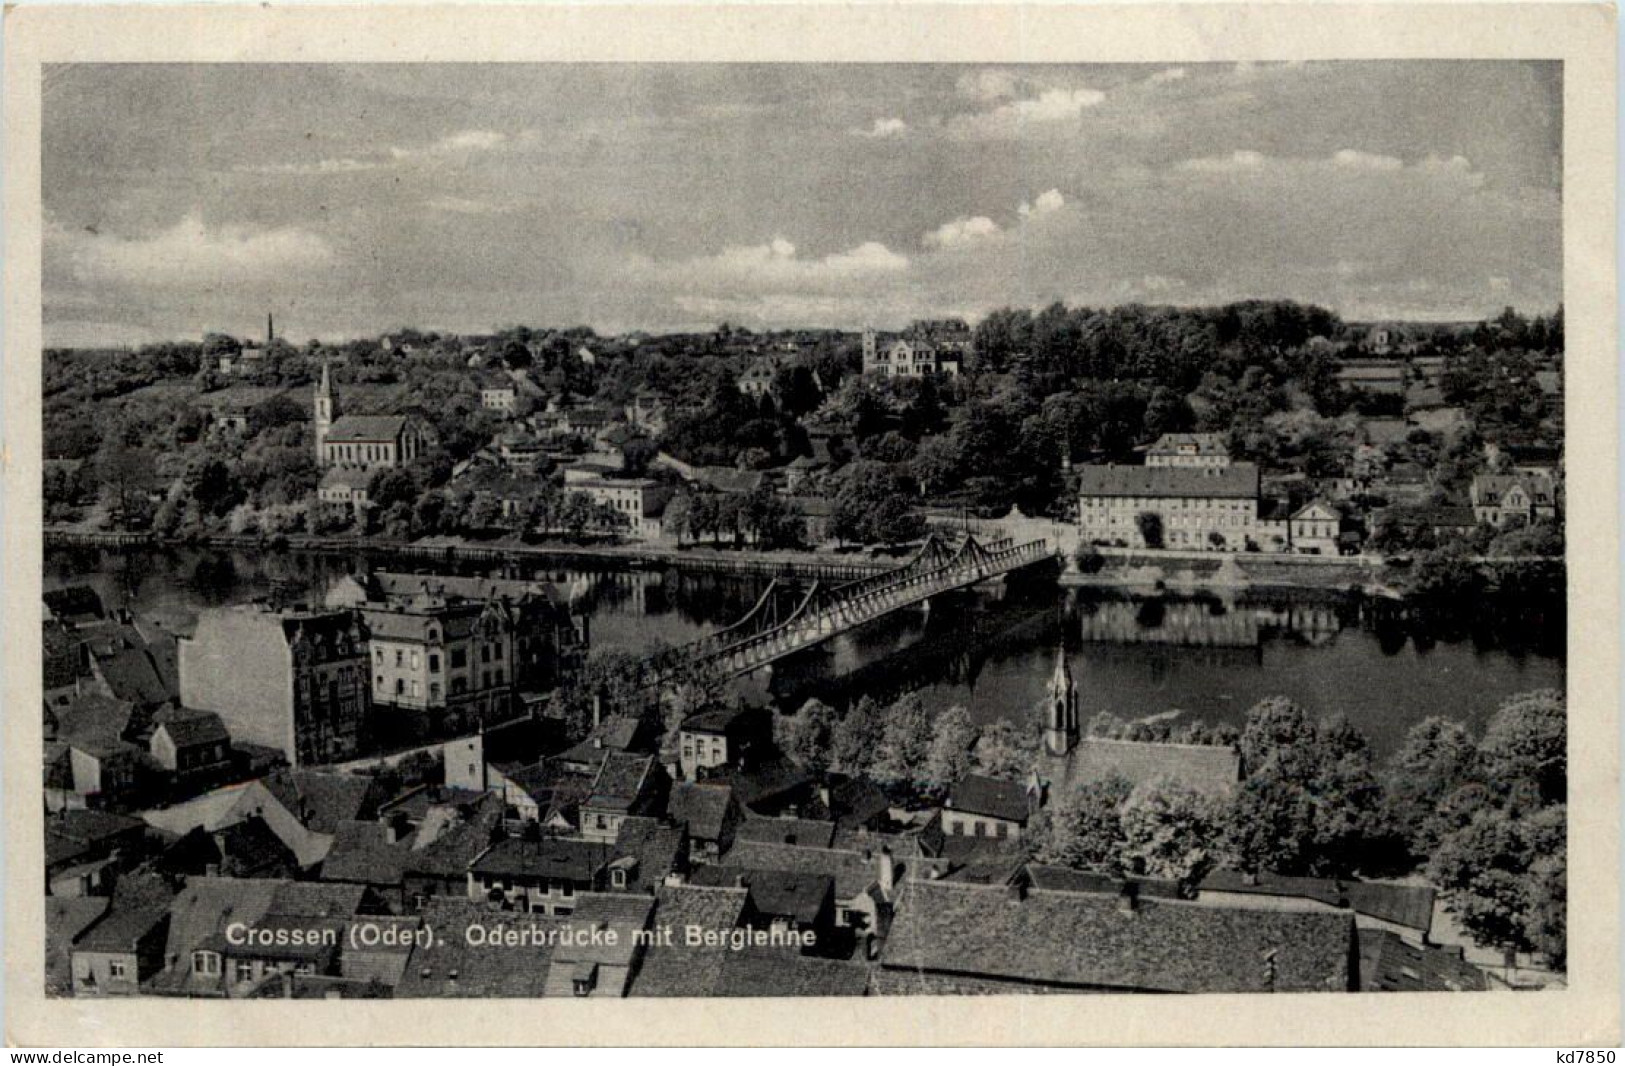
[313,359,433,471]
[1043,644,1079,756]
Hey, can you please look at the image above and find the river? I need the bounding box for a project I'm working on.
[45,545,1565,756]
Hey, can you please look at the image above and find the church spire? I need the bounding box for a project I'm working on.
[1043,642,1079,756]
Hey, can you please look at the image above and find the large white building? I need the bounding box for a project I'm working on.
[1076,463,1268,552]
[313,361,433,470]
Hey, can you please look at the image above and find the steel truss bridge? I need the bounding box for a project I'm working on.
[641,533,1054,685]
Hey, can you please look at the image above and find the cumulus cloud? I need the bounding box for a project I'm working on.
[947,84,1106,139]
[1018,188,1066,219]
[855,117,908,138]
[924,215,1001,248]
[60,212,335,288]
[1332,148,1405,171]
[1177,149,1268,173]
[631,236,909,299]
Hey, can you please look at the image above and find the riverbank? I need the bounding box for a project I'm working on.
[1060,548,1389,594]
[43,526,901,582]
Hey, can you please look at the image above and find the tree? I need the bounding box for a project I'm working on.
[1032,775,1133,872]
[974,719,1039,780]
[187,457,242,519]
[1429,804,1566,964]
[1384,716,1479,854]
[95,437,157,520]
[1135,511,1165,549]
[872,693,935,786]
[831,462,925,546]
[1477,690,1566,805]
[1119,780,1225,890]
[1238,696,1315,776]
[922,705,977,792]
[828,696,886,778]
[776,698,837,775]
[560,491,598,539]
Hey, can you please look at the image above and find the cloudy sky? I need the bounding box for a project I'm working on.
[43,61,1561,346]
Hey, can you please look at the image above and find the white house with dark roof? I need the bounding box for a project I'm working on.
[942,774,1035,842]
[313,361,433,470]
[1145,432,1232,469]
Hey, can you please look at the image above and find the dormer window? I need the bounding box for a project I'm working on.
[193,950,221,976]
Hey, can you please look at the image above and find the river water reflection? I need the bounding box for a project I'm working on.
[46,546,1564,756]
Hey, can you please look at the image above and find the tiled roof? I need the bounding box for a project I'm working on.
[403,793,506,879]
[735,817,836,849]
[1200,870,1435,933]
[263,769,384,835]
[47,807,146,846]
[881,879,1355,993]
[52,693,137,751]
[471,837,610,883]
[681,704,749,735]
[709,950,871,997]
[269,881,369,919]
[690,864,833,924]
[1470,472,1558,508]
[94,644,178,706]
[396,900,563,997]
[320,820,414,886]
[1027,864,1183,901]
[823,776,890,829]
[1147,433,1229,457]
[1048,737,1241,796]
[152,876,283,987]
[319,466,374,491]
[208,817,301,879]
[946,774,1031,823]
[545,893,654,970]
[719,840,878,901]
[324,414,408,443]
[152,709,229,749]
[1076,463,1261,500]
[610,816,686,892]
[1357,929,1490,992]
[76,873,175,953]
[667,781,737,842]
[630,884,751,997]
[44,585,106,624]
[585,751,654,810]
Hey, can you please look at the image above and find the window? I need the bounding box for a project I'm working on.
[559,881,573,897]
[611,868,627,888]
[493,643,503,661]
[375,649,384,664]
[411,681,421,697]
[429,654,440,673]
[451,648,467,669]
[108,960,127,980]
[430,682,441,700]
[193,951,221,976]
[395,679,405,695]
[494,669,504,686]
[235,960,254,983]
[410,652,421,670]
[395,650,404,667]
[481,645,491,664]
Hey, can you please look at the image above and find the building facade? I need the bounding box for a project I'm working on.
[1145,433,1232,469]
[178,605,371,768]
[358,598,524,733]
[1469,472,1560,527]
[1076,463,1265,551]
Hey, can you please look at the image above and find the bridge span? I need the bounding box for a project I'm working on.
[641,532,1055,684]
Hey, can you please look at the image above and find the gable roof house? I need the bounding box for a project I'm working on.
[941,773,1035,843]
[69,874,175,996]
[1199,870,1436,944]
[665,781,743,862]
[1045,736,1242,798]
[396,899,565,997]
[541,893,657,998]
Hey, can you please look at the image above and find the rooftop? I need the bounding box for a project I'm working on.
[1077,463,1261,501]
[881,879,1355,993]
[946,774,1032,823]
[1049,737,1242,797]
[689,864,833,924]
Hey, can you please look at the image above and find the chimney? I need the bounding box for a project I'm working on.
[1117,882,1139,915]
[591,736,603,750]
[818,785,831,808]
[877,847,896,898]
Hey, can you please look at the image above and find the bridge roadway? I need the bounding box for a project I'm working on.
[640,532,1054,685]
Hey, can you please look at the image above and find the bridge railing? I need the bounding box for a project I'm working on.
[687,536,1053,674]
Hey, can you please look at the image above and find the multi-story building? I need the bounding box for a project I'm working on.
[575,477,672,540]
[861,327,967,379]
[178,604,370,767]
[1076,463,1265,551]
[1145,433,1232,469]
[358,597,525,733]
[480,382,518,415]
